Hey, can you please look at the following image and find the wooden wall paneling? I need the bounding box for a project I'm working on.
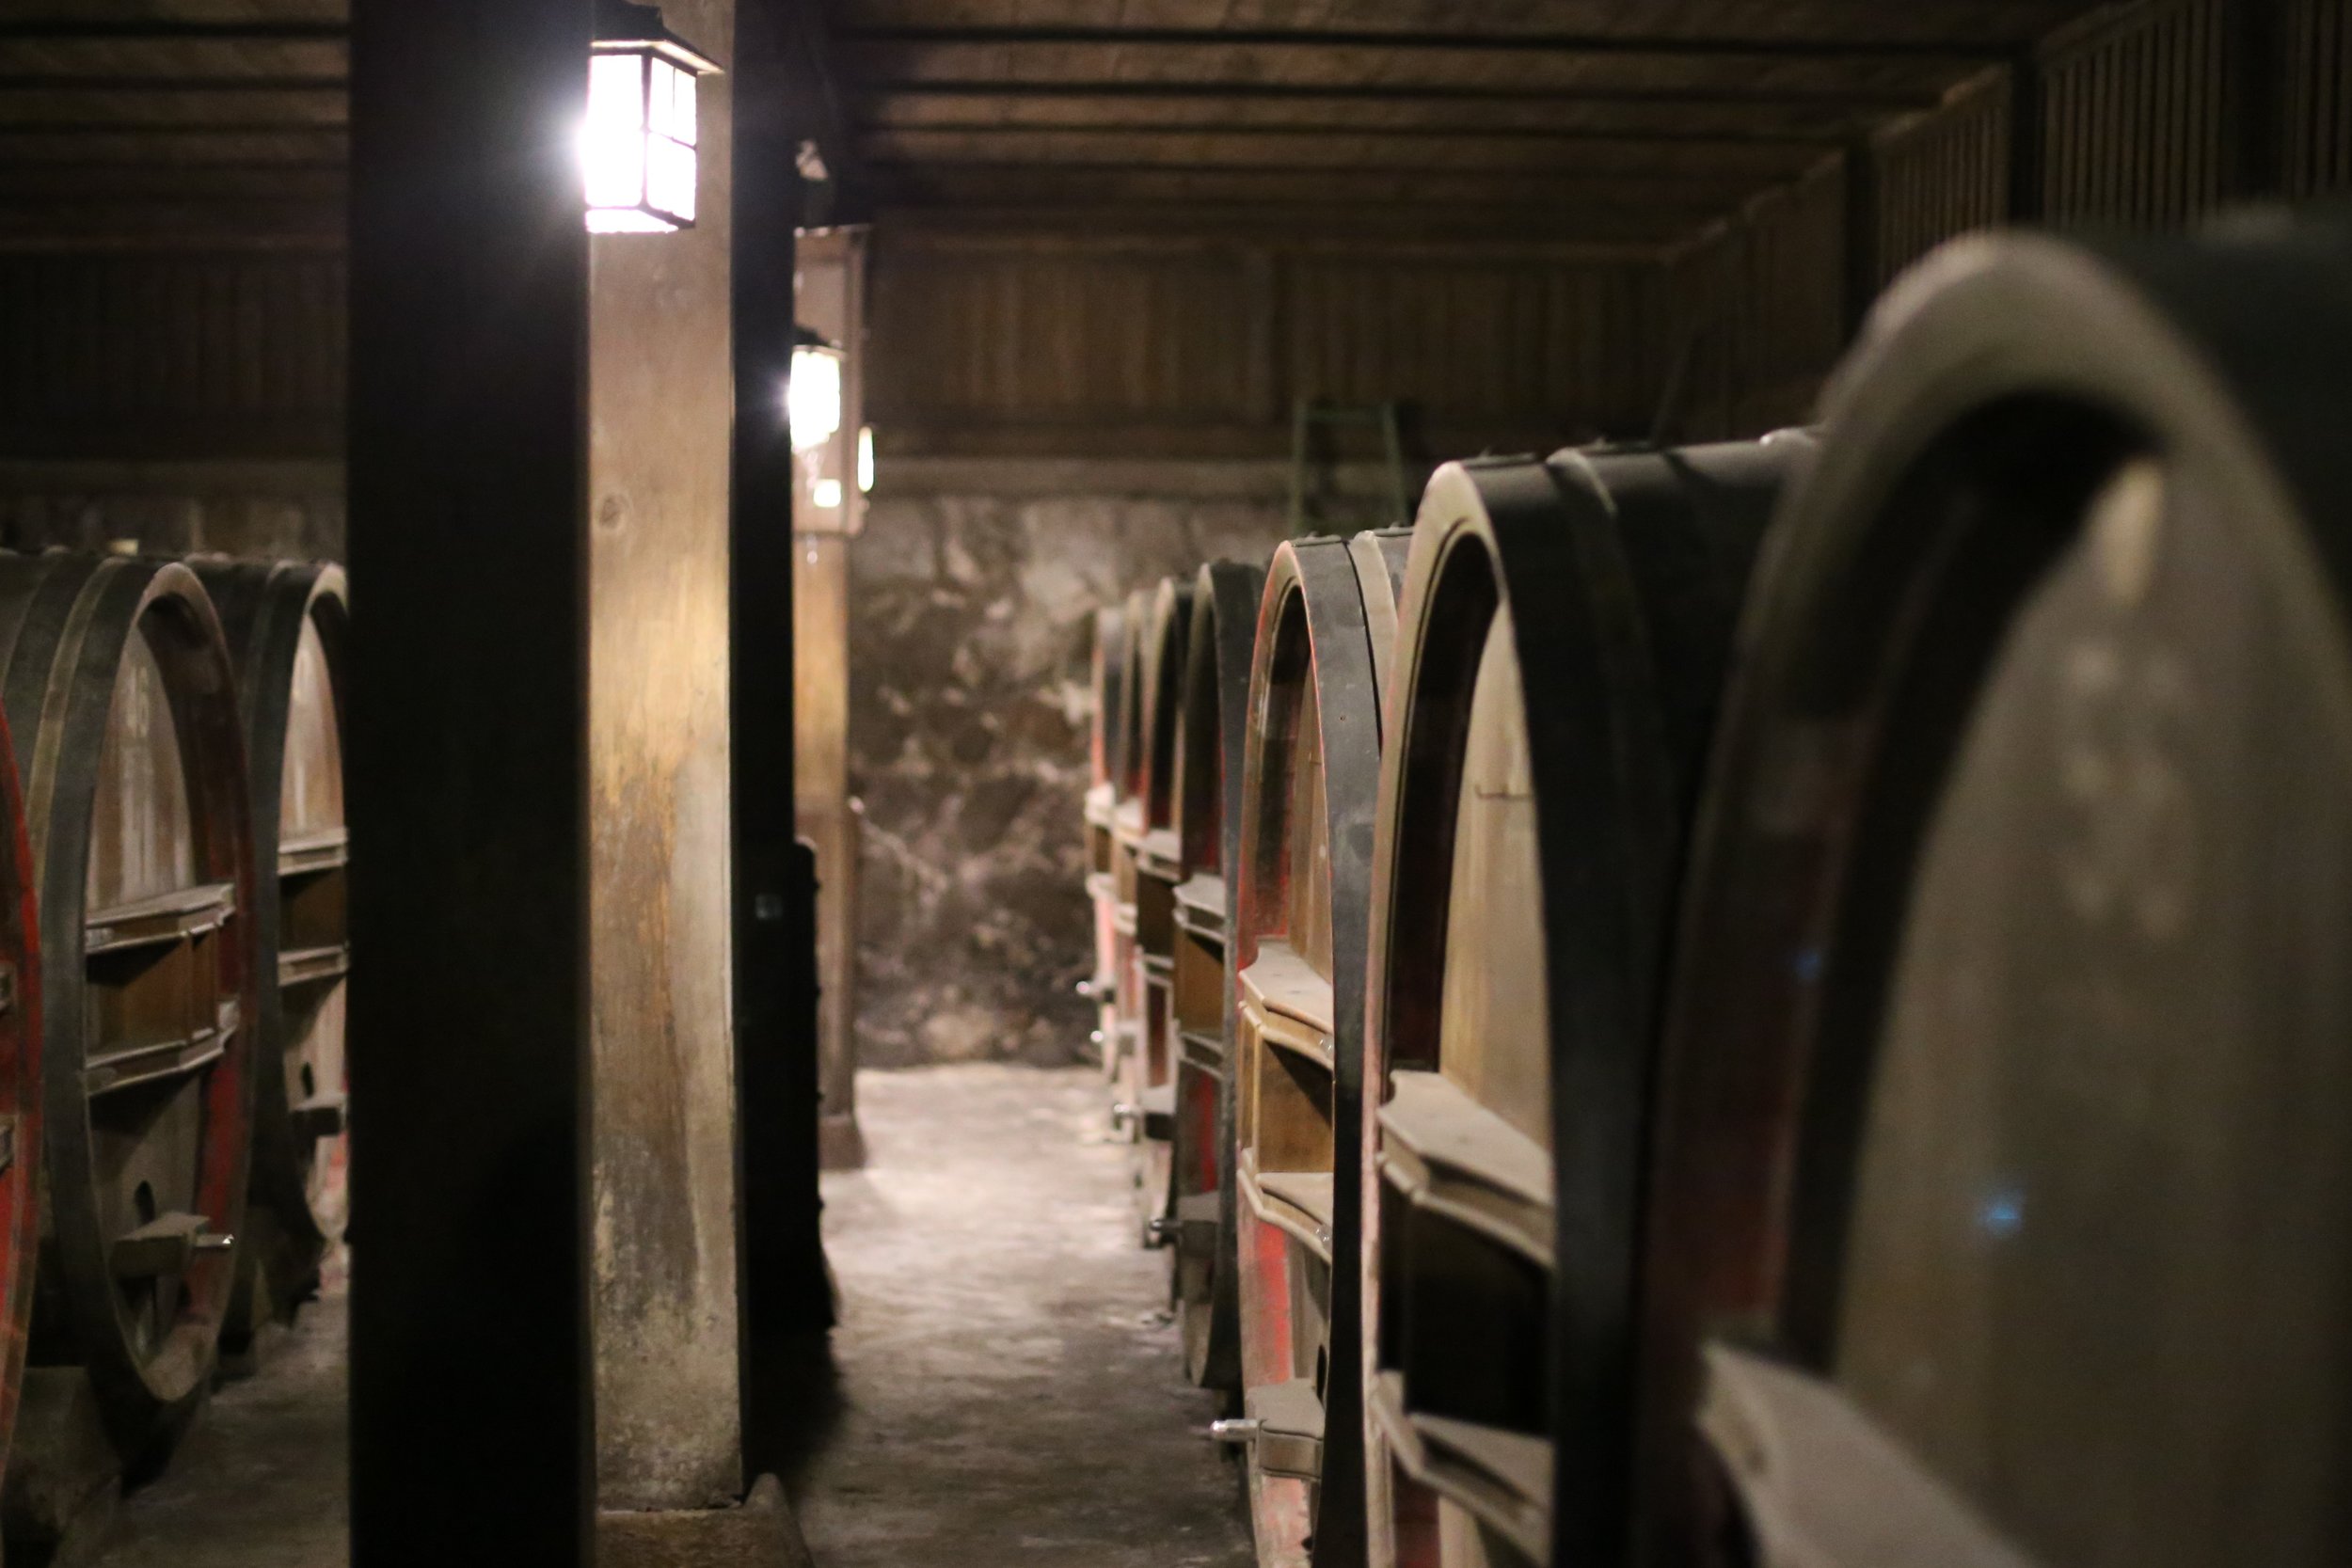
[866,226,1669,458]
[0,249,344,460]
[1867,67,2014,292]
[2038,0,2228,228]
[2285,0,2352,196]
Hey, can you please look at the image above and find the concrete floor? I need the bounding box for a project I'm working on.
[792,1064,1255,1568]
[78,1064,1251,1568]
[89,1286,348,1568]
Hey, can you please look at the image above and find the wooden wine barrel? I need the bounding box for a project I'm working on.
[193,562,348,1331]
[1354,437,1807,1568]
[1084,603,1131,1075]
[1167,557,1264,1394]
[1642,227,2352,1568]
[1229,528,1409,1568]
[0,556,258,1461]
[1107,587,1153,1113]
[1124,576,1195,1238]
[0,718,43,1485]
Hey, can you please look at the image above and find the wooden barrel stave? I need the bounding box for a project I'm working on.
[0,712,43,1493]
[1109,588,1152,1105]
[1644,228,2352,1568]
[1359,441,1803,1568]
[1234,529,1407,1568]
[1130,576,1196,1242]
[1169,558,1265,1393]
[1086,604,1131,1077]
[194,562,349,1335]
[0,556,257,1463]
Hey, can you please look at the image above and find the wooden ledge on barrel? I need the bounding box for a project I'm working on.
[84,879,236,954]
[1246,1166,1334,1263]
[1239,941,1335,1070]
[1172,870,1224,935]
[83,997,238,1097]
[1378,1069,1554,1269]
[1178,1028,1225,1071]
[1369,1369,1551,1563]
[276,826,348,878]
[1246,1378,1327,1482]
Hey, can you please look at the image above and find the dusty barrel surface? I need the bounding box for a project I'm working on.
[1355,439,1803,1568]
[1231,528,1408,1568]
[1168,558,1264,1394]
[1126,576,1195,1239]
[1644,225,2352,1568]
[1084,603,1132,1076]
[193,562,348,1330]
[0,555,257,1462]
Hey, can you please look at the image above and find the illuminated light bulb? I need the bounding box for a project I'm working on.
[789,340,844,452]
[858,425,876,495]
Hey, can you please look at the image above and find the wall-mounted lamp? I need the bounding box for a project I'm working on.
[584,0,721,234]
[857,426,876,496]
[790,327,846,454]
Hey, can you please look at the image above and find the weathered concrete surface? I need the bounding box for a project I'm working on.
[86,1290,346,1568]
[585,0,743,1511]
[792,1064,1255,1568]
[849,480,1296,1069]
[596,1476,813,1568]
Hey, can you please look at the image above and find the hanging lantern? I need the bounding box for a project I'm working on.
[583,0,721,234]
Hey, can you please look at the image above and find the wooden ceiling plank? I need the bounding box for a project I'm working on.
[0,36,345,76]
[0,126,342,160]
[0,85,343,123]
[838,23,2011,62]
[843,38,1978,97]
[0,1,344,24]
[856,123,1824,177]
[833,0,2093,46]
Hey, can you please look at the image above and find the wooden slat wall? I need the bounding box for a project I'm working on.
[1871,70,2015,291]
[2286,0,2352,196]
[1661,155,1848,441]
[2038,0,2231,227]
[0,250,344,460]
[866,227,1663,457]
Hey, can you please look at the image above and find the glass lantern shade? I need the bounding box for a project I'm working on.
[789,342,845,453]
[584,5,719,234]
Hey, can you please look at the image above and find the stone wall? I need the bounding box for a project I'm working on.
[848,459,1402,1069]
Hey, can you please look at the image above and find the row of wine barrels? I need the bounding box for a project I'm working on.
[199,563,350,1339]
[1167,559,1264,1392]
[1639,224,2352,1568]
[1227,528,1409,1568]
[0,556,259,1466]
[0,551,357,1513]
[1096,216,2352,1568]
[1358,436,1805,1568]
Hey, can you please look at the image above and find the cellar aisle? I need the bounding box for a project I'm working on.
[792,1065,1254,1568]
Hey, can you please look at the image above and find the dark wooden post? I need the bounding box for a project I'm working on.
[347,1,594,1561]
[732,0,833,1483]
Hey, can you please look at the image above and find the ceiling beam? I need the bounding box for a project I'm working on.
[836,24,2009,63]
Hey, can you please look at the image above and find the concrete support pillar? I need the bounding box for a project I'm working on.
[586,0,745,1513]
